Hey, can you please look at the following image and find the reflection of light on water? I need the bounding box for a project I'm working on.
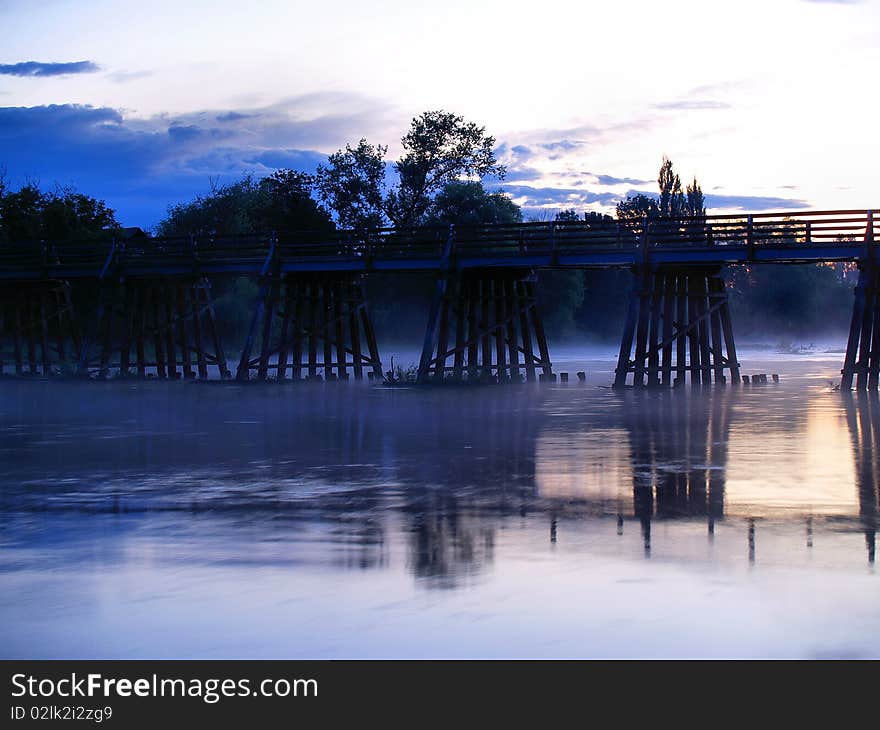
[535,428,631,503]
[726,400,857,517]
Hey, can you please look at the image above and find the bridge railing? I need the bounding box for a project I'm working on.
[646,210,877,250]
[0,209,876,277]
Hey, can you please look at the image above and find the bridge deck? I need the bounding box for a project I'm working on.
[0,208,874,280]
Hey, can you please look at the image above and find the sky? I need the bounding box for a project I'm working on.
[1,0,878,229]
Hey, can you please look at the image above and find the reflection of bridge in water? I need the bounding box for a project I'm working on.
[1,384,878,590]
[2,209,880,389]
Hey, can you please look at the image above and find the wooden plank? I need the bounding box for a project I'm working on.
[291,279,304,380]
[276,283,291,380]
[433,280,451,382]
[12,302,23,375]
[358,279,382,379]
[687,273,701,386]
[452,277,466,381]
[494,277,507,380]
[696,273,713,384]
[334,279,347,379]
[257,278,279,380]
[632,270,651,388]
[480,277,492,376]
[202,280,229,379]
[614,272,638,387]
[840,266,868,390]
[505,278,519,381]
[857,272,875,390]
[467,277,479,379]
[152,285,167,378]
[348,280,363,380]
[528,279,552,377]
[135,282,147,377]
[39,289,52,375]
[709,275,726,384]
[164,284,178,379]
[191,282,208,379]
[308,280,318,378]
[26,296,39,374]
[119,283,132,377]
[417,273,448,382]
[517,279,536,382]
[96,293,113,378]
[647,270,662,387]
[322,281,333,380]
[715,276,740,384]
[661,272,674,387]
[176,283,194,379]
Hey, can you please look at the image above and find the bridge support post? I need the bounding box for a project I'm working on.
[842,213,878,390]
[235,273,381,382]
[0,280,82,376]
[80,277,230,379]
[416,270,552,384]
[614,266,739,388]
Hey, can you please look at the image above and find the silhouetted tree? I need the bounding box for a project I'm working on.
[0,182,118,244]
[386,111,506,227]
[315,139,388,233]
[425,181,520,226]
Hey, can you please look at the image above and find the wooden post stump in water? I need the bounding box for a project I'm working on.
[416,270,553,384]
[614,266,740,388]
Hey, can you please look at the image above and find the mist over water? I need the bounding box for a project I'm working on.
[0,348,877,659]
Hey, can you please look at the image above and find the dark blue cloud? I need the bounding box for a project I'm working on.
[0,96,389,228]
[0,61,99,77]
[493,184,621,208]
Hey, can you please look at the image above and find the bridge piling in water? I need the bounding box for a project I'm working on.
[614,266,740,388]
[416,270,553,384]
[0,280,81,376]
[81,277,231,380]
[841,212,878,391]
[235,272,382,382]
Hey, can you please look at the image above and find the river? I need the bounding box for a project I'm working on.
[0,347,877,658]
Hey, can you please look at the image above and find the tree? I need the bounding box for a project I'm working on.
[386,111,506,228]
[658,156,685,218]
[315,139,388,233]
[0,182,118,244]
[685,176,705,218]
[158,171,332,237]
[317,111,505,233]
[616,193,660,221]
[426,181,520,226]
[254,169,333,233]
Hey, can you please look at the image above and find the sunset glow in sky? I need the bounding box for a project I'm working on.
[1,0,878,227]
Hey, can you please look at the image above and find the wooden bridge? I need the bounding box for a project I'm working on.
[0,208,877,388]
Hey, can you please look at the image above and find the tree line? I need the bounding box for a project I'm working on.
[0,112,854,345]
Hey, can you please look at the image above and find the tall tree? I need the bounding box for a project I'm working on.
[658,156,685,217]
[315,139,388,233]
[685,176,706,218]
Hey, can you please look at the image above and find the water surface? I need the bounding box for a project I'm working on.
[0,349,877,658]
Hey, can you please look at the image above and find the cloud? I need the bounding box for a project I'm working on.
[0,61,100,77]
[802,0,861,4]
[495,184,622,208]
[703,193,810,211]
[653,100,731,110]
[106,69,153,83]
[593,173,653,186]
[0,94,393,227]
